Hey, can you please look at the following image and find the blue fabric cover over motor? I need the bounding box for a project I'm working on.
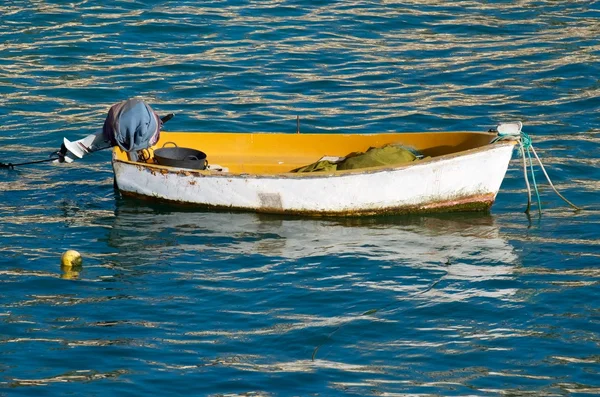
[103,99,161,156]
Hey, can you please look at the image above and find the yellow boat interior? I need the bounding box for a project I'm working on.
[113,131,499,175]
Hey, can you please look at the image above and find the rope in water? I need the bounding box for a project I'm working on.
[0,153,62,169]
[493,123,580,213]
[311,259,451,361]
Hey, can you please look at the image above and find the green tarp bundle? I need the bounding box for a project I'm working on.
[293,144,418,173]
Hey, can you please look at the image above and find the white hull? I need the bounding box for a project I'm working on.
[112,142,516,216]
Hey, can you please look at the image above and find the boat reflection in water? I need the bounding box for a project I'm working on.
[108,200,519,303]
[102,202,523,382]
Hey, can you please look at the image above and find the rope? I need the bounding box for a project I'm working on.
[494,123,580,213]
[0,152,61,169]
[530,145,580,210]
[519,144,532,213]
[521,132,542,214]
[311,259,450,361]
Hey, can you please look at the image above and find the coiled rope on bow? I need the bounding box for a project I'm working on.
[492,121,580,214]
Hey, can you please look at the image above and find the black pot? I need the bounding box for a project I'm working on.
[154,147,208,170]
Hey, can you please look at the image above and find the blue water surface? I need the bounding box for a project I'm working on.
[1,1,600,396]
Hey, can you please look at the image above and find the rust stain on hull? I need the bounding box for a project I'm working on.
[119,191,496,217]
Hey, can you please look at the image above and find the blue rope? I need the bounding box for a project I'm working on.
[518,131,541,210]
[520,131,532,149]
[493,123,579,213]
[525,143,542,212]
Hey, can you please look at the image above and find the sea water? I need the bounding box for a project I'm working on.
[1,1,599,396]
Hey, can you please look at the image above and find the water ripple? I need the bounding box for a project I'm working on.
[2,1,600,396]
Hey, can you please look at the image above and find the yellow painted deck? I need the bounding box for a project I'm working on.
[113,131,498,174]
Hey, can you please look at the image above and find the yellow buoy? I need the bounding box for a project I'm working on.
[60,250,83,279]
[61,250,83,267]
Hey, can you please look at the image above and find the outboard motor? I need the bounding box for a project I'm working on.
[59,99,163,162]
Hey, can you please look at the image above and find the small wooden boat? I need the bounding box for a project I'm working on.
[111,130,517,216]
